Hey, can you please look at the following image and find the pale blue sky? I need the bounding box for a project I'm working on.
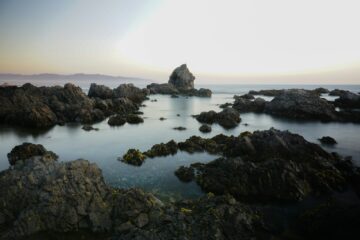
[0,0,360,84]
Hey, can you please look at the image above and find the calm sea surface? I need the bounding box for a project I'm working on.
[1,80,359,200]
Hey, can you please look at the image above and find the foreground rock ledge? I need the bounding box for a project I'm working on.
[0,143,268,240]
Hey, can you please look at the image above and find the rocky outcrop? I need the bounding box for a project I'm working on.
[146,64,212,97]
[233,97,266,113]
[334,91,360,109]
[172,129,360,202]
[0,143,269,240]
[108,115,126,126]
[89,83,148,103]
[7,142,58,165]
[264,89,338,121]
[168,64,195,91]
[121,149,147,166]
[195,108,241,129]
[88,83,114,99]
[175,166,195,182]
[0,83,146,128]
[249,89,284,96]
[144,140,178,158]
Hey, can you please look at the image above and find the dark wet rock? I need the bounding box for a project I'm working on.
[249,89,284,96]
[195,108,241,129]
[144,140,178,158]
[82,125,99,131]
[168,64,195,91]
[159,117,166,121]
[176,114,180,117]
[234,93,255,100]
[318,136,337,145]
[178,136,222,154]
[219,102,232,108]
[175,166,195,182]
[7,142,58,165]
[173,126,186,131]
[329,89,348,96]
[126,114,144,124]
[146,65,211,97]
[264,89,338,121]
[88,83,114,99]
[108,115,126,126]
[0,83,145,128]
[313,87,330,94]
[199,124,211,133]
[171,94,179,98]
[334,91,360,109]
[113,84,148,103]
[233,97,266,113]
[146,83,179,95]
[150,99,158,102]
[175,128,359,202]
[1,144,270,240]
[121,149,147,166]
[133,111,143,115]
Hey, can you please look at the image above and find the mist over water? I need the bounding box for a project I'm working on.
[1,80,359,200]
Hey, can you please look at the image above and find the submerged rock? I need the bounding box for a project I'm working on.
[175,166,195,182]
[195,108,241,129]
[173,126,186,131]
[121,149,147,166]
[318,136,337,145]
[82,124,99,131]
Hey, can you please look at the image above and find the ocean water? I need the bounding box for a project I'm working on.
[1,82,360,200]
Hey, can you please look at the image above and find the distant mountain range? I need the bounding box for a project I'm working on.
[0,73,154,83]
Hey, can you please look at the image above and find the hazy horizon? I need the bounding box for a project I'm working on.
[1,0,360,84]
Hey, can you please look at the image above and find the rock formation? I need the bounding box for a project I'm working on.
[195,108,241,129]
[0,83,147,128]
[146,64,212,97]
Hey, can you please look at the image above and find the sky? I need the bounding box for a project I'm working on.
[0,0,360,84]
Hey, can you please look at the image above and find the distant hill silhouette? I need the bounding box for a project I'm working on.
[0,73,154,83]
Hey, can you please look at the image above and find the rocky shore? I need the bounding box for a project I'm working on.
[232,89,360,123]
[2,128,359,239]
[0,83,147,128]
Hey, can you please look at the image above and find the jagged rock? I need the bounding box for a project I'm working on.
[144,140,178,158]
[121,149,146,166]
[175,166,195,182]
[329,89,348,96]
[1,144,270,240]
[88,83,114,99]
[249,89,284,96]
[195,108,241,129]
[313,87,330,94]
[219,102,232,108]
[234,94,255,100]
[233,97,266,113]
[113,84,148,103]
[318,136,337,145]
[108,115,126,126]
[178,136,221,154]
[168,64,195,91]
[0,83,145,128]
[264,89,338,121]
[175,129,357,202]
[146,83,179,95]
[199,124,211,133]
[334,91,360,109]
[126,114,144,124]
[7,142,58,165]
